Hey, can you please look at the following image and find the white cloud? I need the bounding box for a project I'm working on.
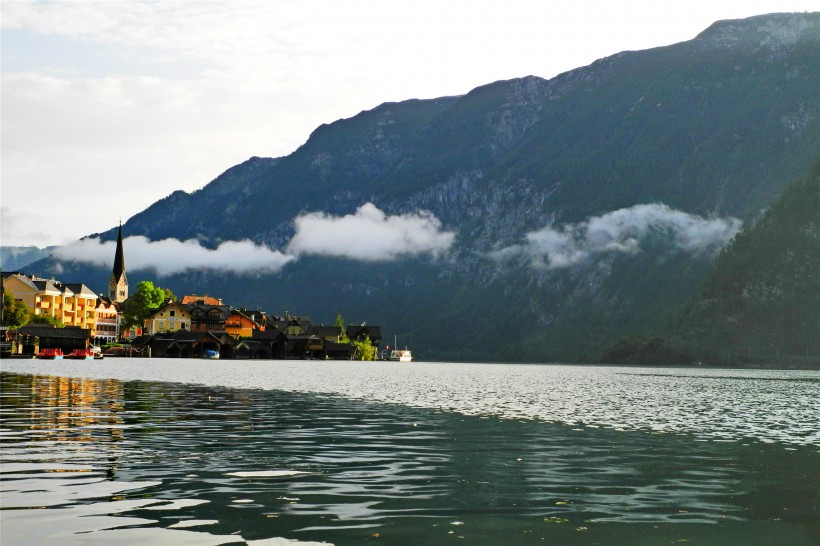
[492,204,742,269]
[0,206,71,247]
[287,203,456,261]
[53,236,294,276]
[49,203,453,272]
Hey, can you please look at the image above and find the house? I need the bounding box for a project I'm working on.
[2,273,98,331]
[310,325,344,342]
[347,324,382,347]
[322,341,357,360]
[60,283,99,332]
[134,330,233,358]
[2,273,45,313]
[251,328,289,359]
[185,302,231,333]
[268,315,311,336]
[308,325,356,359]
[226,308,266,339]
[143,300,192,335]
[233,339,269,359]
[94,296,121,345]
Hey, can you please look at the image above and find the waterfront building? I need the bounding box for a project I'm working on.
[186,301,231,333]
[15,325,91,355]
[2,273,49,313]
[60,283,99,332]
[143,300,192,335]
[94,296,121,344]
[226,308,267,339]
[2,273,97,331]
[347,324,382,347]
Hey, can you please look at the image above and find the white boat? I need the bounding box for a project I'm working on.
[388,348,412,362]
[386,336,412,362]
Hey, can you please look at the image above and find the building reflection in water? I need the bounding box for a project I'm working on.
[14,375,127,481]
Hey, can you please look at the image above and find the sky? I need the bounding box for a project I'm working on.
[2,0,818,249]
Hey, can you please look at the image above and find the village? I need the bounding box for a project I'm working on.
[1,226,386,360]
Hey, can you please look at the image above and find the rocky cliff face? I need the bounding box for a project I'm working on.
[43,12,820,362]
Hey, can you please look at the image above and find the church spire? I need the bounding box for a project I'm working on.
[112,222,126,282]
[109,222,128,302]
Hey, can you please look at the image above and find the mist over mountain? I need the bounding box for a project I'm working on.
[0,246,57,272]
[28,13,820,362]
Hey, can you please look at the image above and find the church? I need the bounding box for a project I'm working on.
[109,222,129,303]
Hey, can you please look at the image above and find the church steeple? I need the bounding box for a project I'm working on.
[108,222,128,302]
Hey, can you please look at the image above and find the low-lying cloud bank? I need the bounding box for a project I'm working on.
[492,204,742,269]
[53,203,739,275]
[54,237,295,276]
[54,203,455,275]
[286,203,456,261]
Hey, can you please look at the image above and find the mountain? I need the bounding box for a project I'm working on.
[0,246,58,272]
[31,13,820,363]
[673,160,820,366]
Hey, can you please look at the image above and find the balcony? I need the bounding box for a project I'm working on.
[39,302,51,309]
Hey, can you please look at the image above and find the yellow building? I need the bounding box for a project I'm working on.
[2,273,98,333]
[143,301,192,335]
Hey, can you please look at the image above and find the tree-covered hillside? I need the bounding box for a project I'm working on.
[671,160,820,366]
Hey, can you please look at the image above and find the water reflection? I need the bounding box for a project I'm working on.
[1,370,819,545]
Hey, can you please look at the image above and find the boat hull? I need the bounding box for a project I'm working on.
[388,350,412,362]
[37,349,65,360]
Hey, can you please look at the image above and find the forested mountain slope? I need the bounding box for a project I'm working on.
[674,160,820,365]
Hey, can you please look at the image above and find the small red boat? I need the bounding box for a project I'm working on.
[37,348,64,360]
[67,349,96,360]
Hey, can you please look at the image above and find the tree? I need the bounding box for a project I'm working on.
[121,281,176,330]
[28,314,65,327]
[335,313,350,343]
[352,335,375,361]
[2,290,30,328]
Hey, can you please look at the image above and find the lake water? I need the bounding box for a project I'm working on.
[1,359,818,545]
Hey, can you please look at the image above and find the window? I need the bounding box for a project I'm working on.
[170,311,176,317]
